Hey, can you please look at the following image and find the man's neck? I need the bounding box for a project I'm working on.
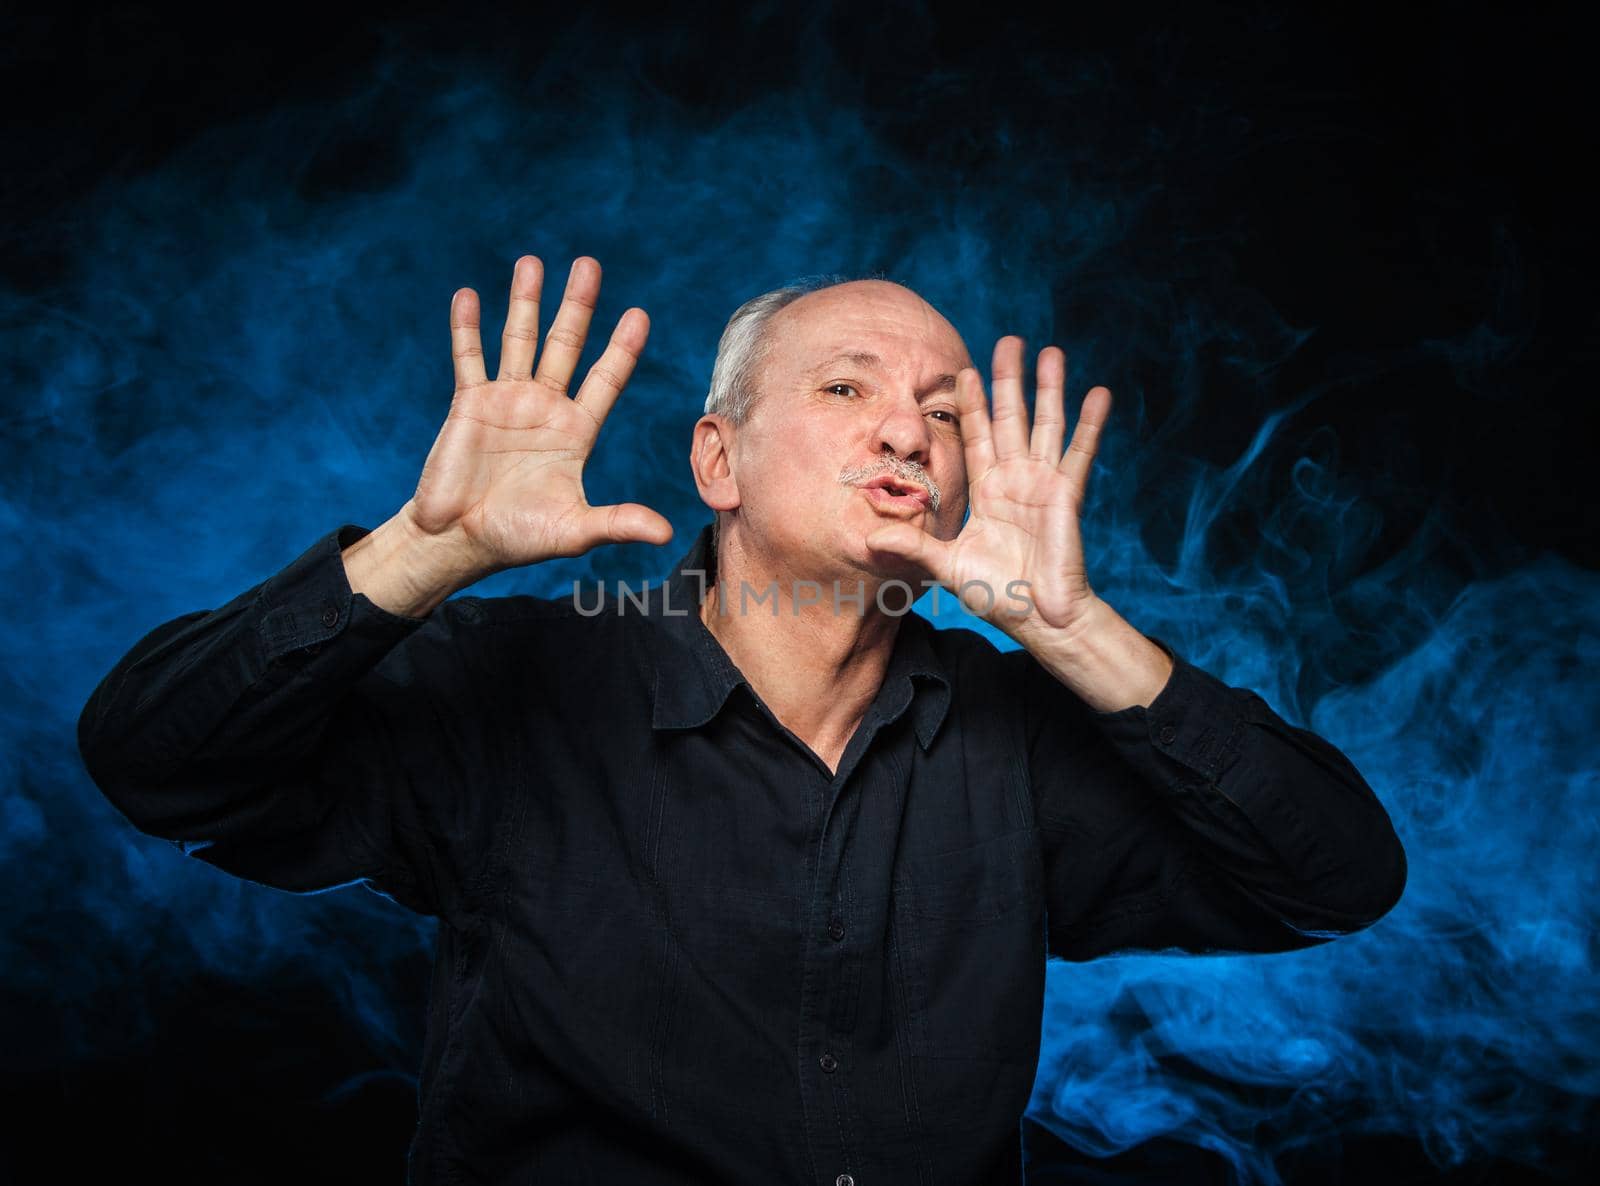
[699,537,901,774]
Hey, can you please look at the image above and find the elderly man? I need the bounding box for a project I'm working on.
[78,255,1407,1185]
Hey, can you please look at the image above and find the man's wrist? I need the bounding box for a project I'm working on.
[1020,596,1176,714]
[340,508,485,619]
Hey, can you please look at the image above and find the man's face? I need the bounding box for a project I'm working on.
[727,280,973,585]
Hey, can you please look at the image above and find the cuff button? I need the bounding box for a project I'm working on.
[321,605,340,628]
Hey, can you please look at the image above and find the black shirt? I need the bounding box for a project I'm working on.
[76,519,1406,1185]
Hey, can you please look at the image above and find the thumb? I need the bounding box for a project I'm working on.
[581,503,675,550]
[864,524,951,584]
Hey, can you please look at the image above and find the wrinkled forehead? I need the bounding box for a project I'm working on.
[768,281,973,377]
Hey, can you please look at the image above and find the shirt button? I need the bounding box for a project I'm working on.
[836,1175,855,1186]
[828,920,845,941]
[1158,724,1176,744]
[320,605,340,628]
[819,1052,838,1073]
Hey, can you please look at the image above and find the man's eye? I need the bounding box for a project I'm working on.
[930,410,958,424]
[826,384,859,398]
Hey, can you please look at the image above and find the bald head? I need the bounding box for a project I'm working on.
[702,277,971,427]
[753,281,971,418]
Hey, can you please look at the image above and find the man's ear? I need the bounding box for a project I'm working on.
[690,415,740,514]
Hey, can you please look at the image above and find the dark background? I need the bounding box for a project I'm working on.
[3,2,1595,1183]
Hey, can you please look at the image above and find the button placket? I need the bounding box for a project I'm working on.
[800,752,876,1178]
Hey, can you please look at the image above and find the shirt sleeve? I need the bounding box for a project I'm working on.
[1019,635,1407,962]
[76,523,502,923]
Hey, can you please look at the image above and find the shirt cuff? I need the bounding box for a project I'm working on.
[1086,634,1250,790]
[255,524,429,666]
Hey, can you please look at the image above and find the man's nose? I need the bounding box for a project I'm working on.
[874,391,931,463]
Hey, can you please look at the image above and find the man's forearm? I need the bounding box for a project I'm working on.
[1022,596,1175,713]
[1029,600,1408,929]
[341,504,487,619]
[79,524,428,841]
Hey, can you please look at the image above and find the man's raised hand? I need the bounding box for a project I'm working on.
[405,255,673,576]
[340,256,672,617]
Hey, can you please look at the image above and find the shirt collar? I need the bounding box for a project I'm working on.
[641,520,952,750]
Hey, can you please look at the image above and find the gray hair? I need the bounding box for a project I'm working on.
[703,272,870,425]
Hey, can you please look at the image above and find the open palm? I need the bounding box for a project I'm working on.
[407,255,672,573]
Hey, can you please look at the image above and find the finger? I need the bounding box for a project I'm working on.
[988,336,1030,461]
[450,288,488,390]
[497,255,544,382]
[863,523,955,586]
[1029,346,1067,460]
[1057,386,1112,506]
[579,501,675,550]
[572,307,651,442]
[955,367,997,482]
[533,257,601,396]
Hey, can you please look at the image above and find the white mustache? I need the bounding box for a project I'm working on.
[838,459,941,513]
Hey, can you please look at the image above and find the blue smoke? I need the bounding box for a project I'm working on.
[6,32,1594,1185]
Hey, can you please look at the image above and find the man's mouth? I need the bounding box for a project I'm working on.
[860,474,931,508]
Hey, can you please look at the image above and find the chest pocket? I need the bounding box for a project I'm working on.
[893,825,1046,1066]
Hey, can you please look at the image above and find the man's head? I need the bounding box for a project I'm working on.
[691,276,973,590]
